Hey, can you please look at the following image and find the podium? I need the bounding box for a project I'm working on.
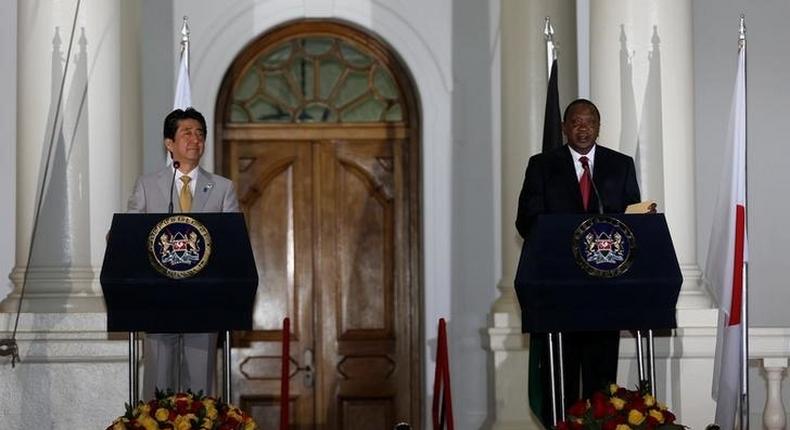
[514,213,682,422]
[101,213,258,404]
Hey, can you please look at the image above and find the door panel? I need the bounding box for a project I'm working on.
[230,140,315,429]
[316,139,412,429]
[336,145,394,338]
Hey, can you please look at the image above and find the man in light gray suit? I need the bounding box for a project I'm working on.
[127,108,239,399]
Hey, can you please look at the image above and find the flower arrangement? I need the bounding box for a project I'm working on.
[106,389,259,430]
[556,384,684,430]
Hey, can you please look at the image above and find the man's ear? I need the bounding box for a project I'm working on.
[164,138,174,152]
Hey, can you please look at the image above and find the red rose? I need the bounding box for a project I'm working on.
[568,399,588,417]
[626,397,646,412]
[591,395,608,419]
[645,415,659,430]
[555,420,570,430]
[605,403,616,415]
[569,421,583,430]
[663,410,676,423]
[602,419,618,430]
[175,399,190,414]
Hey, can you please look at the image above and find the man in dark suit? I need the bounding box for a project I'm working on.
[127,108,240,399]
[515,99,641,416]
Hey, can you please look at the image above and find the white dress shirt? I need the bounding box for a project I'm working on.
[568,144,597,181]
[174,166,198,196]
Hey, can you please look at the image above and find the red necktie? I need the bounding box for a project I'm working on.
[579,156,592,211]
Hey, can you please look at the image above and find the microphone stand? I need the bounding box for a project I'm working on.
[168,160,181,214]
[166,160,184,390]
[589,173,604,215]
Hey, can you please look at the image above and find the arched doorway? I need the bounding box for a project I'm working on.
[215,21,421,429]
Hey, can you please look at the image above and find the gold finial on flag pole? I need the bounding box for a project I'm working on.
[180,16,190,73]
[544,16,557,79]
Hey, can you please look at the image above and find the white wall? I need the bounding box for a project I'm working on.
[0,0,17,301]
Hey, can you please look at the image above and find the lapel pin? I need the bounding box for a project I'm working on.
[204,183,214,192]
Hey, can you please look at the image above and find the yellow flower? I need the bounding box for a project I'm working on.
[628,409,646,426]
[244,420,257,430]
[615,425,632,430]
[154,408,169,422]
[609,383,620,394]
[138,404,152,416]
[112,421,127,430]
[206,404,218,420]
[228,408,243,420]
[174,415,195,430]
[649,409,665,424]
[610,397,626,410]
[643,394,656,407]
[138,415,158,430]
[200,418,214,429]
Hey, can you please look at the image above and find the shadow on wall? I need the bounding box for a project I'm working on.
[618,24,665,208]
[27,25,92,290]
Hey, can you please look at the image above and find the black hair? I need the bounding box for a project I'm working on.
[562,98,600,123]
[163,107,207,140]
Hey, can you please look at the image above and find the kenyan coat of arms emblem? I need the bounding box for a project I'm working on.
[572,216,636,278]
[147,215,212,279]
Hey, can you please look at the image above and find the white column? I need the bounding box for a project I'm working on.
[1,0,132,313]
[589,0,708,308]
[762,358,787,430]
[489,1,576,428]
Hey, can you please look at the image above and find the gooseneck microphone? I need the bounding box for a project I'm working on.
[168,160,180,213]
[589,175,604,215]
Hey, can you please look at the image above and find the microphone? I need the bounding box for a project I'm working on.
[168,160,180,214]
[589,175,604,215]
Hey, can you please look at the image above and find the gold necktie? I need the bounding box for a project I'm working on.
[179,176,192,212]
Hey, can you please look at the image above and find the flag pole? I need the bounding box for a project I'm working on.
[738,14,750,430]
[543,16,566,423]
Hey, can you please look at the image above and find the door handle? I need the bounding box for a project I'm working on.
[297,348,314,388]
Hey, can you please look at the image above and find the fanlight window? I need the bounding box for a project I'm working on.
[229,37,404,123]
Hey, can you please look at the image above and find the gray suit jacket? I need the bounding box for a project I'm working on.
[127,166,240,213]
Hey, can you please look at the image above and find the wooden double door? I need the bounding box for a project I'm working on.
[224,126,420,429]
